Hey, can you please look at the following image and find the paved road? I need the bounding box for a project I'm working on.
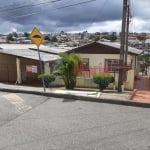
[0,92,150,150]
[0,92,48,126]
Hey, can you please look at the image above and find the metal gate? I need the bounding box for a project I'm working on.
[0,64,17,82]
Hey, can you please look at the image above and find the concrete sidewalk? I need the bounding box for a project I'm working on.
[0,83,150,108]
[131,76,150,103]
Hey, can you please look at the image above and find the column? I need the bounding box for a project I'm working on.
[16,57,22,84]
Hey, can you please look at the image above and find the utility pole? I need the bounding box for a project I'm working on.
[125,0,130,65]
[118,0,128,92]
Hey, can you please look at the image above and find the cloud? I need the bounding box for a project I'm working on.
[0,0,149,34]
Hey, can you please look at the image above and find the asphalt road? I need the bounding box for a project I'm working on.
[0,91,150,150]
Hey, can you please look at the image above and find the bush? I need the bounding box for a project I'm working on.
[38,73,55,87]
[93,73,114,91]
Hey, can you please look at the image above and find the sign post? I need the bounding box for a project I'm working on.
[30,27,46,92]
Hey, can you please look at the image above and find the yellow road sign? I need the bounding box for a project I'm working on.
[30,27,44,47]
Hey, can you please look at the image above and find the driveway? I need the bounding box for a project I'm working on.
[0,92,150,150]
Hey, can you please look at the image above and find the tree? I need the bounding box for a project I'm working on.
[50,36,58,42]
[44,36,50,41]
[13,32,18,38]
[6,33,14,42]
[54,53,81,89]
[110,34,117,42]
[137,36,146,41]
[94,36,100,41]
[24,32,30,37]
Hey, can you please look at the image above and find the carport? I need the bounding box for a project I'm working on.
[0,44,61,84]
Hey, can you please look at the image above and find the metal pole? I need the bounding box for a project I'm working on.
[37,46,46,92]
[118,0,127,92]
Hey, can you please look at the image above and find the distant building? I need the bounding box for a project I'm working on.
[0,34,7,43]
[13,37,31,44]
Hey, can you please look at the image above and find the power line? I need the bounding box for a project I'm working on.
[80,0,110,31]
[0,0,63,12]
[0,0,35,10]
[91,0,110,23]
[11,0,96,19]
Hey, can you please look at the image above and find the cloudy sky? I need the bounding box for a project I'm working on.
[0,0,149,34]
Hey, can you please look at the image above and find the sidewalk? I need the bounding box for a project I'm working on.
[0,83,150,108]
[0,83,129,100]
[131,76,150,103]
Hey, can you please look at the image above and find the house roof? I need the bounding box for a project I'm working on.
[69,41,142,55]
[99,41,142,55]
[0,44,64,62]
[145,39,150,44]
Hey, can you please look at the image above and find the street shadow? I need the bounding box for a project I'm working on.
[62,98,77,103]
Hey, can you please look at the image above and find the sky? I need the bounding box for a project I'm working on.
[0,0,150,34]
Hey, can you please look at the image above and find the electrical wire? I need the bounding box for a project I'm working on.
[129,0,135,32]
[79,0,111,32]
[0,0,63,12]
[0,0,35,10]
[92,0,110,23]
[10,0,96,19]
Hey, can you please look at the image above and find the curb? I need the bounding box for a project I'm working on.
[0,88,150,108]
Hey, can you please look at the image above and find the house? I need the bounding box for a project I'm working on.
[145,39,150,49]
[0,34,7,43]
[0,44,68,84]
[68,41,142,90]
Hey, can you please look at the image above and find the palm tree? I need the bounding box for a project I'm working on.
[55,52,81,89]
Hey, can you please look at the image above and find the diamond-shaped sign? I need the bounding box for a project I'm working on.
[30,27,44,47]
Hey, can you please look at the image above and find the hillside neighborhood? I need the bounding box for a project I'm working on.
[1,31,150,48]
[0,31,149,90]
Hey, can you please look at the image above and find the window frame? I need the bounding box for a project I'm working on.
[105,59,120,72]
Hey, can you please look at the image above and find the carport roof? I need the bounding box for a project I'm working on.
[0,48,60,62]
[0,44,71,53]
[0,44,72,62]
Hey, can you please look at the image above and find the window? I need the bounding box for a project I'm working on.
[80,58,89,71]
[105,59,119,72]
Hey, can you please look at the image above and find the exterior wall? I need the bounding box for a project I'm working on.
[124,70,135,90]
[0,53,52,84]
[20,58,40,84]
[80,53,133,68]
[80,54,120,67]
[76,54,135,90]
[0,54,17,82]
[51,69,135,90]
[44,62,50,73]
[76,69,135,90]
[79,53,134,77]
[129,54,139,75]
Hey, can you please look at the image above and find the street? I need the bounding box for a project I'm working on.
[0,91,150,150]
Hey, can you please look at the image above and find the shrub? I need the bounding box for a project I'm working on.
[38,73,55,87]
[93,73,114,91]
